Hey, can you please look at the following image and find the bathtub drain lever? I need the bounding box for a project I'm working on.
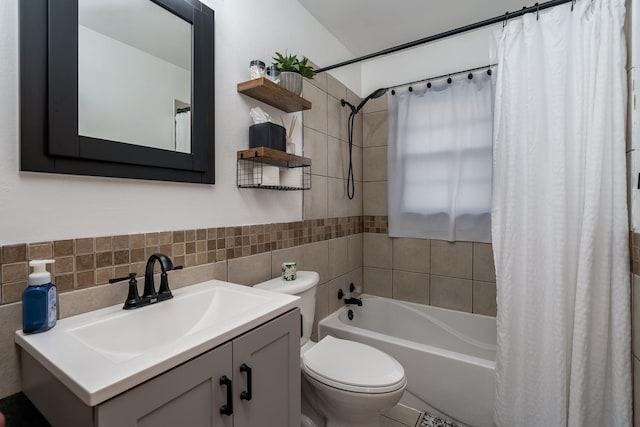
[343,297,362,306]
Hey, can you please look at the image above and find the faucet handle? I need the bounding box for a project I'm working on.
[123,273,141,310]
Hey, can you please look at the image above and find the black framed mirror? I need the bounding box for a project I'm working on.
[20,0,215,184]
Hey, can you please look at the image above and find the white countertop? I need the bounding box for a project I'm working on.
[15,280,299,406]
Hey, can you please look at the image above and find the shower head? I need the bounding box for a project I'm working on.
[341,88,388,116]
[354,88,387,114]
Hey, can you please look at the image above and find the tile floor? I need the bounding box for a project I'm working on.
[380,404,463,427]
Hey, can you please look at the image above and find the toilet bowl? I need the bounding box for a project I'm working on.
[254,271,407,427]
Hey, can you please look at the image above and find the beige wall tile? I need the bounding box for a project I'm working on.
[228,252,271,286]
[59,281,128,319]
[352,113,363,148]
[303,127,328,176]
[473,243,496,282]
[329,237,348,279]
[473,280,497,317]
[363,110,389,148]
[0,303,23,399]
[28,242,52,260]
[348,267,364,294]
[2,282,25,304]
[95,237,112,252]
[393,270,429,305]
[635,356,640,427]
[313,282,329,339]
[303,175,328,220]
[302,81,328,134]
[364,267,392,297]
[304,60,327,92]
[328,95,348,141]
[363,146,387,182]
[303,241,329,284]
[3,244,26,263]
[347,233,363,271]
[54,240,74,257]
[327,177,348,218]
[328,274,349,314]
[75,238,94,254]
[346,181,363,218]
[327,74,347,100]
[363,233,392,269]
[2,263,28,283]
[327,136,347,179]
[634,274,640,357]
[430,275,472,312]
[382,404,423,426]
[271,246,305,278]
[393,238,430,273]
[362,93,388,114]
[363,181,388,216]
[431,240,473,279]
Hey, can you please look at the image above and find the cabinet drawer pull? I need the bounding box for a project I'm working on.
[240,363,253,401]
[219,375,233,416]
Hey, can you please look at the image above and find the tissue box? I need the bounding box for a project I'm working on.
[249,123,286,152]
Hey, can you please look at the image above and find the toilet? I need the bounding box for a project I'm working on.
[254,271,407,427]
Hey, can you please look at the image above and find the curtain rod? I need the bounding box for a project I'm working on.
[315,0,575,73]
[387,64,497,93]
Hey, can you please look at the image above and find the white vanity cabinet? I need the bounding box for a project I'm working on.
[22,309,301,427]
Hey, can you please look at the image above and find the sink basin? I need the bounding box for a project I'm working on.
[15,279,299,406]
[68,286,270,362]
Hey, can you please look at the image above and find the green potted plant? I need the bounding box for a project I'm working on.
[272,52,314,95]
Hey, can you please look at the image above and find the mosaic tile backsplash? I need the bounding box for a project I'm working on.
[0,216,363,305]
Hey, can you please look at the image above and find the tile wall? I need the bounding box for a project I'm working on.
[361,94,497,316]
[631,233,640,426]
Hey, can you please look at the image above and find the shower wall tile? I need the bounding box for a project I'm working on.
[392,238,430,273]
[364,267,393,298]
[431,240,473,280]
[346,181,363,218]
[328,274,349,314]
[328,237,348,279]
[327,74,347,101]
[363,181,388,216]
[473,280,497,317]
[304,61,327,92]
[473,243,496,282]
[304,127,328,176]
[634,274,640,357]
[363,110,389,148]
[635,356,640,427]
[430,275,473,312]
[346,89,364,146]
[327,95,348,141]
[327,177,349,218]
[303,175,328,220]
[363,146,388,181]
[327,136,347,179]
[362,93,388,114]
[313,282,329,342]
[302,80,328,134]
[363,233,393,269]
[348,267,364,294]
[392,270,429,305]
[347,233,364,272]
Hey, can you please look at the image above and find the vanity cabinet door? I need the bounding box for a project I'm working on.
[95,342,233,427]
[232,309,300,427]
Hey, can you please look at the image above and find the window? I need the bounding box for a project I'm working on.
[388,74,493,242]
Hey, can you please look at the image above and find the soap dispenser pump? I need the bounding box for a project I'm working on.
[22,259,57,334]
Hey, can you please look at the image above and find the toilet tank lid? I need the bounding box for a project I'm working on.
[253,271,319,295]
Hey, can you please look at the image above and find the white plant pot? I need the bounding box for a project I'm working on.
[279,71,303,96]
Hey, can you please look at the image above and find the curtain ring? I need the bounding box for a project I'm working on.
[427,82,432,88]
[535,2,540,20]
[468,73,473,80]
[391,89,396,96]
[487,69,492,76]
[447,76,452,84]
[408,86,413,92]
[571,0,575,11]
[503,11,509,28]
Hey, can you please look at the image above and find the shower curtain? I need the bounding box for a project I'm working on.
[491,1,630,426]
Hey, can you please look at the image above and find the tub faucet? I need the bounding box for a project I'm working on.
[343,297,362,306]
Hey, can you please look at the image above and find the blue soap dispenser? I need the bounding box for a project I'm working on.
[22,259,57,334]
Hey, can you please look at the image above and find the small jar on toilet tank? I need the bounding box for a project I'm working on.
[282,262,297,281]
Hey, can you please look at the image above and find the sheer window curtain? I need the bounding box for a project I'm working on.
[491,0,630,426]
[388,74,494,242]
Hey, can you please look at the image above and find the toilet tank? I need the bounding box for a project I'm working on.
[253,271,319,345]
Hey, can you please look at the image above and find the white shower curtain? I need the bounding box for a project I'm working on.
[492,1,630,426]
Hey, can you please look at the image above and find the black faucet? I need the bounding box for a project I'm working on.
[343,297,363,306]
[109,254,179,310]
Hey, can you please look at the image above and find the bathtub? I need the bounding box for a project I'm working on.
[318,295,496,427]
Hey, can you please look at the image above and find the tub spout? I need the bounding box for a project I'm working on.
[344,297,362,306]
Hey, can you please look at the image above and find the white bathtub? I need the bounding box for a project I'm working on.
[318,295,496,427]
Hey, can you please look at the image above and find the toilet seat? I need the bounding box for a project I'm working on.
[302,336,406,394]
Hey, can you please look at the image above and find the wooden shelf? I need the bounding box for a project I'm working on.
[237,147,311,168]
[237,78,312,113]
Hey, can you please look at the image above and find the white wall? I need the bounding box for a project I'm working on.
[360,26,498,97]
[78,25,190,151]
[0,0,359,245]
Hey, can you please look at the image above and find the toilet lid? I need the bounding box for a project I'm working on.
[302,336,406,394]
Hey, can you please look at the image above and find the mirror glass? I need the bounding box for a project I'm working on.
[78,0,192,153]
